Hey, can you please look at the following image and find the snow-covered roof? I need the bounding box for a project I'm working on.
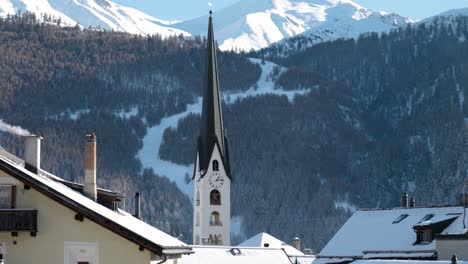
[180,246,293,264]
[238,232,305,256]
[413,214,460,228]
[318,206,466,259]
[0,151,191,255]
[292,255,316,264]
[353,260,466,264]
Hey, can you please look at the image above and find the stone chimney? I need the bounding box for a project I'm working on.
[24,135,43,173]
[292,237,301,252]
[410,197,416,208]
[402,192,409,208]
[84,134,97,201]
[134,192,141,219]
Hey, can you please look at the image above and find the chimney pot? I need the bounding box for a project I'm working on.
[135,192,141,219]
[410,197,416,208]
[84,133,97,201]
[24,135,43,173]
[292,237,301,252]
[402,192,409,208]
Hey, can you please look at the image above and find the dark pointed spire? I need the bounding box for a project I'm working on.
[197,12,230,175]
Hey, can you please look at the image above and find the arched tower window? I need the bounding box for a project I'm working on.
[210,211,221,226]
[210,189,221,205]
[212,160,219,171]
[196,211,200,226]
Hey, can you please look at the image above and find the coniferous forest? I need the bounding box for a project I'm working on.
[1,13,468,251]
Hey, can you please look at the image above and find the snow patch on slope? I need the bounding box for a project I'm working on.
[137,59,310,196]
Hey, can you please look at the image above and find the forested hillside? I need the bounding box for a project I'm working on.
[161,16,468,250]
[0,13,261,241]
[2,12,468,252]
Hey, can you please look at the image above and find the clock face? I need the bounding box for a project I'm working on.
[208,172,224,188]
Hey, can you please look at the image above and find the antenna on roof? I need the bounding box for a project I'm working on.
[463,179,468,229]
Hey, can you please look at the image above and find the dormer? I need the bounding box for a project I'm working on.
[413,213,460,244]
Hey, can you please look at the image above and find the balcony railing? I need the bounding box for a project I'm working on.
[0,209,38,232]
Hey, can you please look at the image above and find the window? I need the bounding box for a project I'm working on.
[195,211,200,226]
[0,185,16,209]
[215,234,222,245]
[196,190,200,206]
[210,211,221,226]
[393,214,409,224]
[230,248,242,256]
[416,229,433,243]
[64,242,99,264]
[212,160,219,171]
[419,214,435,223]
[210,190,221,205]
[209,234,222,245]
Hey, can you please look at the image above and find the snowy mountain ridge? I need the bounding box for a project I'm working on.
[0,0,415,51]
[0,0,190,38]
[176,0,412,51]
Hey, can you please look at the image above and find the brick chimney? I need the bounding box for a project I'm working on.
[410,197,416,208]
[402,192,409,208]
[84,134,97,201]
[24,135,43,173]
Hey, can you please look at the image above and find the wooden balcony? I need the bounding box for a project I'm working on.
[0,209,38,232]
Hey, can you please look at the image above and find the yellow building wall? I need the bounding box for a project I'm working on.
[0,170,162,264]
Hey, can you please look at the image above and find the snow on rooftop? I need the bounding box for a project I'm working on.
[318,206,465,258]
[354,261,466,264]
[293,255,316,264]
[414,213,461,228]
[238,232,304,256]
[0,153,188,250]
[180,246,293,264]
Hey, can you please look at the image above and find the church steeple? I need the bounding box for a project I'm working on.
[198,11,229,175]
[193,11,231,246]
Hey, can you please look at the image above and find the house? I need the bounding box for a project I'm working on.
[315,196,468,264]
[238,232,316,264]
[0,134,192,263]
[436,224,468,260]
[180,245,293,264]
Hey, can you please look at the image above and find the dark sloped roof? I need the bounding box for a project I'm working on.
[197,13,230,176]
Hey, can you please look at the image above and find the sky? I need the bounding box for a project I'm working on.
[112,0,468,21]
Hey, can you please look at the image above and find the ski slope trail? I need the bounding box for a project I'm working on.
[137,59,309,196]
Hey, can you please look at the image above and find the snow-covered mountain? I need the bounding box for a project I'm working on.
[423,7,468,20]
[0,0,414,51]
[420,7,468,26]
[176,0,412,51]
[0,0,189,37]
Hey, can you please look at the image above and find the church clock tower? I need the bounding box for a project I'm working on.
[193,11,231,246]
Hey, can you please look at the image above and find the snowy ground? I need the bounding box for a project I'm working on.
[47,107,140,121]
[136,59,310,198]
